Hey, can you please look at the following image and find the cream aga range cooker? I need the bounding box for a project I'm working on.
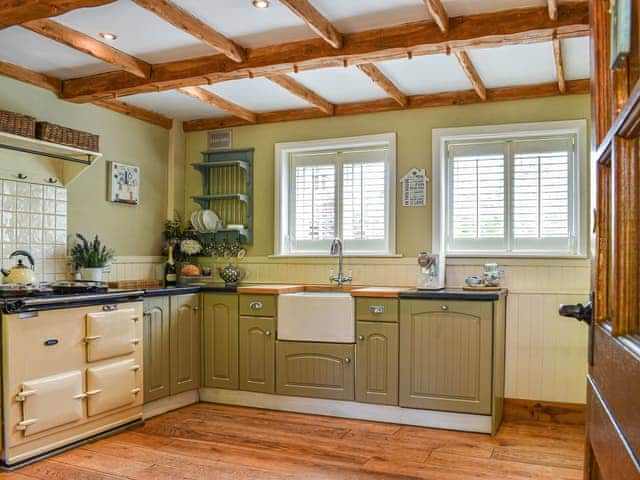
[0,282,144,467]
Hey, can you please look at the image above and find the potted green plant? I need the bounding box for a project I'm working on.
[70,233,115,282]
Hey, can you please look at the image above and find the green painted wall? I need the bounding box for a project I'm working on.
[185,94,591,257]
[0,76,170,256]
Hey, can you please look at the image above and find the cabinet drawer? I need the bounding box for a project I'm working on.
[86,359,140,416]
[276,341,354,400]
[19,370,84,437]
[86,308,139,362]
[239,294,276,317]
[356,298,398,322]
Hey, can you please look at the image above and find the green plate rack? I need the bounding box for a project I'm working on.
[191,148,254,244]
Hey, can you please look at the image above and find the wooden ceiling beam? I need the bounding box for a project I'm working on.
[553,38,566,93]
[131,0,246,62]
[548,0,558,21]
[422,0,449,34]
[0,0,116,29]
[266,74,334,114]
[183,79,589,132]
[0,60,62,94]
[454,50,486,100]
[279,0,343,48]
[60,3,589,102]
[21,19,151,78]
[92,99,173,129]
[356,63,407,106]
[178,86,256,123]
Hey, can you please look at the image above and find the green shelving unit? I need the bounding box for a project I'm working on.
[191,148,254,244]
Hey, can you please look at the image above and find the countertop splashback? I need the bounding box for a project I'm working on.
[0,178,68,282]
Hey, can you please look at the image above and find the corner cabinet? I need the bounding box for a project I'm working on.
[399,299,502,415]
[203,293,239,389]
[170,294,201,395]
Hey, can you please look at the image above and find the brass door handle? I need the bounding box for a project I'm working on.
[344,357,351,364]
[265,330,272,336]
[249,301,263,310]
[84,335,102,343]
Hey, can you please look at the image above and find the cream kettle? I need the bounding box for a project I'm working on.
[1,250,37,285]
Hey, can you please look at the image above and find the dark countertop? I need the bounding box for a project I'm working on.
[399,288,507,301]
[144,284,237,297]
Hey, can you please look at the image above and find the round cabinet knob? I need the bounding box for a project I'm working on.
[441,304,448,311]
[192,306,200,311]
[344,357,351,364]
[265,330,272,337]
[358,335,365,341]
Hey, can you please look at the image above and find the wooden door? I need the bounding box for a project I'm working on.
[143,296,171,402]
[276,341,355,400]
[566,2,640,478]
[239,316,275,393]
[399,300,493,414]
[355,321,398,405]
[202,294,239,389]
[170,294,201,395]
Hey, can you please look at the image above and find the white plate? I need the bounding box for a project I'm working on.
[190,210,201,231]
[201,210,219,232]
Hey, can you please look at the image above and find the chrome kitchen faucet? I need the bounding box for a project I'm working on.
[329,239,352,287]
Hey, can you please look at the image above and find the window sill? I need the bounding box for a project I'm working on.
[269,253,403,259]
[445,252,589,260]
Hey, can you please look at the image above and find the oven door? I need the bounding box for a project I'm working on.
[86,307,139,362]
[86,359,140,416]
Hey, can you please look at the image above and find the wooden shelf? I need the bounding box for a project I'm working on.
[192,160,250,171]
[0,131,102,164]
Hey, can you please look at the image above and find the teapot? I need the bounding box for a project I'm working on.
[1,250,37,285]
[217,263,244,286]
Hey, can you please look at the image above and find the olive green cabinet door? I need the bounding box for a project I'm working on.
[170,294,201,395]
[355,321,398,405]
[239,316,275,393]
[203,294,239,389]
[399,300,493,414]
[143,296,171,403]
[276,341,354,400]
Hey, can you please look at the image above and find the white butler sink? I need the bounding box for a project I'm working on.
[277,292,355,343]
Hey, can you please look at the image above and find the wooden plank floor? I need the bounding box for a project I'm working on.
[1,403,585,479]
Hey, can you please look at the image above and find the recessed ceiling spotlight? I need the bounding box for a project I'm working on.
[100,32,117,41]
[252,0,270,8]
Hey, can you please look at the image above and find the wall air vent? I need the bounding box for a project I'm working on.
[207,129,233,150]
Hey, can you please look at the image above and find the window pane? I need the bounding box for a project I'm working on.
[450,144,505,241]
[343,160,386,241]
[293,161,336,241]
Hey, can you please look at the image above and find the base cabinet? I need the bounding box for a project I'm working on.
[355,321,398,405]
[276,341,354,400]
[170,294,201,395]
[399,299,493,414]
[239,316,275,393]
[203,294,239,389]
[143,296,171,402]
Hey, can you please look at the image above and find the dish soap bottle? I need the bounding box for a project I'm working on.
[164,245,177,287]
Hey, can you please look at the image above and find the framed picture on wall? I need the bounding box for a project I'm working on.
[109,161,140,205]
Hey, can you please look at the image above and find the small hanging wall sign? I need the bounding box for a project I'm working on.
[400,168,428,207]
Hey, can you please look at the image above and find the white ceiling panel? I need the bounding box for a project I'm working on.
[376,54,472,95]
[468,42,555,88]
[55,0,214,64]
[122,90,228,121]
[311,0,428,33]
[173,0,314,48]
[0,27,117,79]
[204,78,312,112]
[288,67,388,104]
[562,37,590,80]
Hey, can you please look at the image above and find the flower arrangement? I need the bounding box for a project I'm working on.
[70,234,115,268]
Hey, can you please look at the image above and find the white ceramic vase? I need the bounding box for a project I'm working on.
[79,267,103,282]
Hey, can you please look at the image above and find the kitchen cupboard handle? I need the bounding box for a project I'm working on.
[358,335,365,341]
[84,335,102,343]
[131,338,140,345]
[440,305,448,311]
[131,387,141,395]
[192,305,200,311]
[249,301,263,310]
[130,364,141,371]
[369,305,385,314]
[265,330,272,336]
[85,389,102,396]
[132,315,140,322]
[16,418,38,430]
[103,304,117,311]
[16,389,37,401]
[143,311,151,318]
[344,357,351,364]
[73,393,88,399]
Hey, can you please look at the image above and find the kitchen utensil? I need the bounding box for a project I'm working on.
[465,276,483,286]
[416,251,445,290]
[1,250,36,285]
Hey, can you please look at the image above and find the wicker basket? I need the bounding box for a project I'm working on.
[36,121,100,152]
[0,110,36,138]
